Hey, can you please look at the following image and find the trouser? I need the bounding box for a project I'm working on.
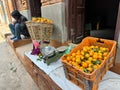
[9,23,21,39]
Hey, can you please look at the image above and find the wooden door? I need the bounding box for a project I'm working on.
[65,0,85,43]
[4,0,13,23]
[115,2,120,42]
[29,0,41,17]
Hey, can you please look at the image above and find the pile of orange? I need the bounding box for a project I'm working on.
[63,45,109,74]
[32,17,53,24]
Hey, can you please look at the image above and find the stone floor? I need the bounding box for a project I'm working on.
[0,24,39,90]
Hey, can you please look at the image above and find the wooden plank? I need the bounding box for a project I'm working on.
[7,35,32,49]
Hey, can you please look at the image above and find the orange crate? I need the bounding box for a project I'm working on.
[61,37,117,90]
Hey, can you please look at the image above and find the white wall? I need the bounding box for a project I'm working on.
[41,2,67,43]
[20,10,31,20]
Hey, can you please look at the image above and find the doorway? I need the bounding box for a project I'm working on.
[65,0,120,43]
[85,0,119,40]
[29,0,41,17]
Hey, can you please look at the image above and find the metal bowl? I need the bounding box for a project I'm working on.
[41,46,56,57]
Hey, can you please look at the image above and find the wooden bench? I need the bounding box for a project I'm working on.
[7,35,32,51]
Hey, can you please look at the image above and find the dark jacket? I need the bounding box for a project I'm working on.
[11,10,30,37]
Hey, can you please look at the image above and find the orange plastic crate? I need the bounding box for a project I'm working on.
[61,37,117,90]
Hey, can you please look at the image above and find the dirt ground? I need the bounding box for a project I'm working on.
[0,24,39,90]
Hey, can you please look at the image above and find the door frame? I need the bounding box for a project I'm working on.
[114,2,120,42]
[65,0,85,43]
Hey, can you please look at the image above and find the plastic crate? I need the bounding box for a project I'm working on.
[61,37,117,90]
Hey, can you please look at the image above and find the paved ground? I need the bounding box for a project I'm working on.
[0,24,39,90]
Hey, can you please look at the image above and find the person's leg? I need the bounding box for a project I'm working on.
[12,23,21,41]
[9,24,16,39]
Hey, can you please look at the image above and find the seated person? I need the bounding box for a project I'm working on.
[9,10,30,41]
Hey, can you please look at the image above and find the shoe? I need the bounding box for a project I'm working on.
[12,37,21,41]
[10,36,16,40]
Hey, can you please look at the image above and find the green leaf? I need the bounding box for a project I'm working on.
[92,48,100,52]
[92,60,100,65]
[84,68,90,73]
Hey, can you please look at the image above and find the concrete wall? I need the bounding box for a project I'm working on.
[20,10,31,20]
[41,2,67,43]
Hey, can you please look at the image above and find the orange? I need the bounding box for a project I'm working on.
[102,48,106,51]
[93,65,98,69]
[103,52,108,57]
[86,46,90,51]
[88,57,93,61]
[68,61,72,64]
[80,55,84,60]
[83,46,88,52]
[97,64,101,68]
[98,51,101,54]
[72,62,78,67]
[90,45,94,49]
[76,50,80,55]
[72,53,76,57]
[32,17,37,21]
[79,67,84,71]
[70,56,73,59]
[94,52,98,55]
[98,52,102,56]
[72,57,76,62]
[98,53,102,59]
[93,54,98,59]
[82,62,88,68]
[88,63,93,67]
[67,56,71,61]
[87,67,93,72]
[89,50,94,56]
[76,58,81,64]
[76,55,81,58]
[98,55,102,59]
[85,53,90,58]
[81,50,85,56]
[95,46,99,48]
[86,60,92,65]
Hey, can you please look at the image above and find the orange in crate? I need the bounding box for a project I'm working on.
[61,37,117,90]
